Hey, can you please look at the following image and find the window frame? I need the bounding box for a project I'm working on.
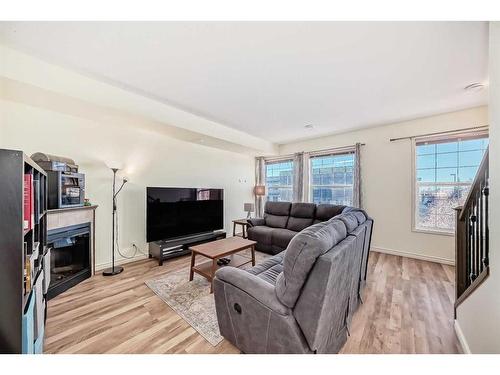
[307,150,355,205]
[264,157,294,203]
[411,131,489,236]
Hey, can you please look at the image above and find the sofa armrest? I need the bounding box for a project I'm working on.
[247,218,265,227]
[215,267,290,315]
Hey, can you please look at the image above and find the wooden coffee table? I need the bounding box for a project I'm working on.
[189,237,257,293]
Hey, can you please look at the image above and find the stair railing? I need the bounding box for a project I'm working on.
[454,147,489,314]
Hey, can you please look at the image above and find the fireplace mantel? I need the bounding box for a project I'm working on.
[47,205,98,275]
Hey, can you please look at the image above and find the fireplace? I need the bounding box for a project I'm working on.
[47,222,91,299]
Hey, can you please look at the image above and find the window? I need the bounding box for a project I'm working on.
[414,134,489,233]
[265,159,294,202]
[309,152,355,205]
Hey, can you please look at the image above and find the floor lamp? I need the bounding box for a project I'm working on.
[103,167,128,276]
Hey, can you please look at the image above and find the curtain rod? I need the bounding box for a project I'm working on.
[307,143,365,156]
[263,143,365,161]
[389,125,489,142]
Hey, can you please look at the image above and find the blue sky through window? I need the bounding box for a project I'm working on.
[415,136,488,232]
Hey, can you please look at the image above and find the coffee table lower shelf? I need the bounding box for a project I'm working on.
[191,254,252,281]
[188,237,257,293]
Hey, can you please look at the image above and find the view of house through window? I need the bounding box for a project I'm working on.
[309,153,355,205]
[415,134,489,233]
[265,159,294,202]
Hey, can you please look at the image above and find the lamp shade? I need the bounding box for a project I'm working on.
[254,185,266,196]
[244,203,255,212]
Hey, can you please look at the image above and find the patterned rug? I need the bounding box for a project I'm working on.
[145,251,270,346]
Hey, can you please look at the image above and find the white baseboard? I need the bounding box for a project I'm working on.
[95,253,149,271]
[371,246,455,266]
[454,320,471,354]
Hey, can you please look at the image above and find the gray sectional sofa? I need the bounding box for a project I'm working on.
[213,209,373,354]
[247,201,347,254]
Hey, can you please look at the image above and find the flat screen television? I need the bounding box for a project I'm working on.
[146,187,224,242]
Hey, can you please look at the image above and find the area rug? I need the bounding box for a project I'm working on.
[145,252,270,346]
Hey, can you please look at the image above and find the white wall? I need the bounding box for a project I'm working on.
[456,22,500,354]
[280,106,488,264]
[0,96,255,270]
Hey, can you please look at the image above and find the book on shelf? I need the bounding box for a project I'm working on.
[32,242,40,273]
[30,176,34,229]
[24,242,27,294]
[24,250,32,295]
[33,178,40,222]
[23,174,34,232]
[40,175,46,213]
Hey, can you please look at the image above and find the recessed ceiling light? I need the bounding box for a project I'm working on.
[304,124,314,129]
[464,82,486,92]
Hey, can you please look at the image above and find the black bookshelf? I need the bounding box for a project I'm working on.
[0,149,49,354]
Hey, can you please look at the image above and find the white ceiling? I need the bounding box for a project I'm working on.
[0,22,489,144]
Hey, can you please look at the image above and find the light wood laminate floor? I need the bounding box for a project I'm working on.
[44,251,460,354]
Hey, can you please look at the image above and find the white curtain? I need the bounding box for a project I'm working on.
[255,156,266,217]
[353,142,362,208]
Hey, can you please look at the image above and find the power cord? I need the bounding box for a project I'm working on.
[114,203,148,259]
[132,243,148,256]
[115,205,137,259]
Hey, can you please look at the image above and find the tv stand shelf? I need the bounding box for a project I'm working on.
[148,231,226,266]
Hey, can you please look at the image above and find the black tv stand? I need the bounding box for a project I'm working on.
[148,230,226,266]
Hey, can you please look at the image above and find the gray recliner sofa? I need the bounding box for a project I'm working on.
[213,209,373,354]
[247,201,348,255]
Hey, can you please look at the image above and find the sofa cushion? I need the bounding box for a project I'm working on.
[247,253,285,285]
[248,253,284,275]
[336,212,359,233]
[275,219,348,308]
[351,210,368,225]
[264,201,292,229]
[290,203,316,218]
[313,204,346,224]
[254,242,275,254]
[247,217,265,227]
[265,214,289,229]
[286,203,316,232]
[287,217,314,232]
[265,201,292,216]
[271,228,298,249]
[257,263,284,285]
[247,225,274,246]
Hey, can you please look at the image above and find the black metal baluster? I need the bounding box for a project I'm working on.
[483,181,489,269]
[471,205,477,283]
[469,206,475,283]
[465,211,471,289]
[478,183,483,275]
[475,194,480,277]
